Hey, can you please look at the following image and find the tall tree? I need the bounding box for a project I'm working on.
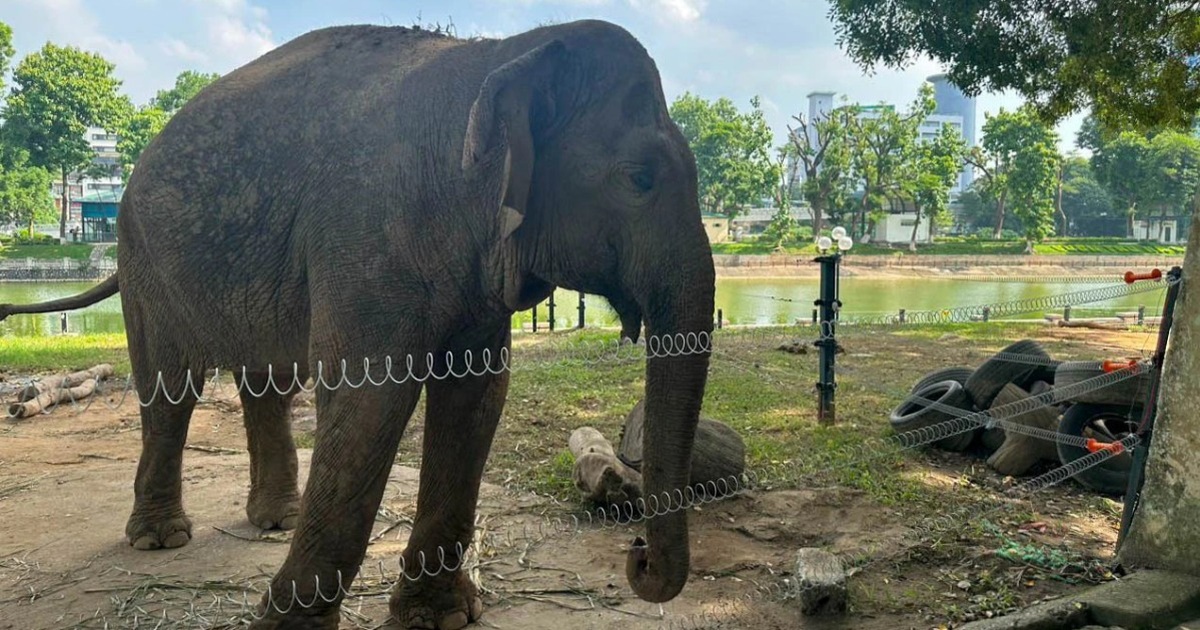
[669,93,782,219]
[0,21,14,94]
[968,106,1059,240]
[900,123,967,250]
[0,147,55,236]
[787,100,855,235]
[2,43,131,238]
[150,70,220,114]
[827,1,1200,132]
[847,83,937,239]
[1146,130,1200,240]
[1090,132,1154,238]
[1008,141,1060,252]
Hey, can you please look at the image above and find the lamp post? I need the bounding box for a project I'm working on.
[813,227,853,425]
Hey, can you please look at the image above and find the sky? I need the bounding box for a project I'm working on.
[3,0,1088,153]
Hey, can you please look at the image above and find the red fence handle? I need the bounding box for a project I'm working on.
[1124,269,1163,284]
[1102,359,1139,373]
[1086,439,1125,455]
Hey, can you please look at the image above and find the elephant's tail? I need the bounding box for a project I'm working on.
[0,274,120,322]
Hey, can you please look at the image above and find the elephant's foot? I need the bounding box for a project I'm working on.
[389,570,483,630]
[247,490,300,530]
[125,509,192,550]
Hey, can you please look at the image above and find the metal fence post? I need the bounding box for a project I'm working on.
[716,308,723,329]
[549,293,556,331]
[898,309,906,324]
[1064,305,1072,322]
[577,292,585,329]
[813,252,841,425]
[60,312,67,334]
[1138,306,1146,326]
[982,306,991,322]
[532,304,538,333]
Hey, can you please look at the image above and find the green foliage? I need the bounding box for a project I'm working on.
[1059,156,1117,237]
[0,148,55,230]
[827,1,1200,132]
[0,21,13,94]
[900,121,967,249]
[149,70,220,114]
[788,97,857,233]
[669,93,781,218]
[116,106,169,180]
[1146,130,1200,227]
[1090,131,1152,236]
[2,42,131,235]
[971,106,1060,246]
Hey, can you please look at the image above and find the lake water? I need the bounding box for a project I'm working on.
[0,277,1166,337]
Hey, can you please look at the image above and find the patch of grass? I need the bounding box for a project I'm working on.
[0,243,95,260]
[711,237,1185,257]
[0,332,129,374]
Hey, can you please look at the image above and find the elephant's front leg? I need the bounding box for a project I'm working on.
[390,326,510,630]
[250,377,422,629]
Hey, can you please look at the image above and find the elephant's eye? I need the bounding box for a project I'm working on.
[629,169,654,192]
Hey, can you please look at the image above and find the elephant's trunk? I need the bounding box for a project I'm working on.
[624,256,714,603]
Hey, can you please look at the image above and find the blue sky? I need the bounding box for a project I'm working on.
[4,0,1087,152]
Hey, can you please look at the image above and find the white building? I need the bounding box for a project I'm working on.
[51,126,123,229]
[1132,219,1182,244]
[872,212,932,245]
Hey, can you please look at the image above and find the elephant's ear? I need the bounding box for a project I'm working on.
[461,39,567,231]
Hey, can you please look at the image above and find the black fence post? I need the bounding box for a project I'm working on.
[532,304,538,333]
[982,307,991,323]
[1138,306,1146,326]
[811,308,818,325]
[813,251,841,425]
[60,312,67,334]
[549,293,556,331]
[577,292,585,329]
[716,308,723,329]
[1064,305,1072,322]
[898,309,906,324]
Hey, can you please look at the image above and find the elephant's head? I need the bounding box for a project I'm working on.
[461,20,715,603]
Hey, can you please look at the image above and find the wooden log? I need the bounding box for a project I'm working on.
[9,378,97,419]
[569,427,642,506]
[617,399,747,489]
[19,364,113,402]
[1056,319,1127,331]
[792,548,848,615]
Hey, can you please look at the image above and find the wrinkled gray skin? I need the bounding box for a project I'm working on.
[0,20,714,629]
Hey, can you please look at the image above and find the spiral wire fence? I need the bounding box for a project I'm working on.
[3,274,1174,628]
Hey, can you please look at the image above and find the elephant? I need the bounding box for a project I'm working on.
[0,19,715,629]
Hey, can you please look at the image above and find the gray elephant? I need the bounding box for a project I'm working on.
[0,19,715,629]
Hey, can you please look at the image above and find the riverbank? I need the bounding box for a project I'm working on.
[712,254,1184,279]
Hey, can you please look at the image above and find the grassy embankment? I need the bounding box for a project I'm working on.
[712,237,1187,256]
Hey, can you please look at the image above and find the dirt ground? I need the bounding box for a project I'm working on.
[0,326,1151,629]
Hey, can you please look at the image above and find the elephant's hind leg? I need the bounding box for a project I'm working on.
[238,369,305,530]
[390,324,509,630]
[125,351,206,551]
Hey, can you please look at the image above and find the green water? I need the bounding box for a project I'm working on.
[0,277,1165,337]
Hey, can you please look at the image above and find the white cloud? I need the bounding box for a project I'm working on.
[190,0,276,62]
[8,0,148,74]
[628,0,706,22]
[158,38,208,63]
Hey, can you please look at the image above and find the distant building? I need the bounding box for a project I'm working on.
[701,214,731,243]
[75,188,122,243]
[51,126,124,229]
[1132,218,1182,244]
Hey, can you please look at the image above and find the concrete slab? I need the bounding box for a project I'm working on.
[1078,570,1200,630]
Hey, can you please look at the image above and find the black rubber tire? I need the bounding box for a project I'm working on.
[1055,403,1141,496]
[889,380,976,452]
[965,339,1051,408]
[910,367,975,398]
[1053,361,1154,406]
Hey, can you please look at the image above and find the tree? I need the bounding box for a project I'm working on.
[150,70,220,114]
[846,83,937,239]
[901,123,967,250]
[0,21,13,94]
[669,93,782,219]
[1091,132,1154,238]
[1058,155,1117,237]
[0,148,55,235]
[827,1,1200,132]
[787,100,855,236]
[968,106,1059,242]
[116,106,169,181]
[2,43,131,239]
[1146,130,1200,239]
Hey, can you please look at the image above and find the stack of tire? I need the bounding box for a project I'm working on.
[888,339,1153,496]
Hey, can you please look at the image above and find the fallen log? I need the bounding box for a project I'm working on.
[9,378,97,419]
[568,427,641,506]
[19,364,114,402]
[1055,319,1127,331]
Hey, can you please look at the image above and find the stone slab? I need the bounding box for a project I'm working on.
[1078,571,1200,630]
[957,599,1090,630]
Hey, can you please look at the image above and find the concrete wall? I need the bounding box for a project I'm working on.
[872,213,931,244]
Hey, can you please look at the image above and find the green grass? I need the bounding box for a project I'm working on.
[0,243,96,260]
[0,332,130,374]
[712,237,1186,257]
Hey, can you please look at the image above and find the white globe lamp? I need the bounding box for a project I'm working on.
[817,236,833,251]
[831,226,847,240]
[838,236,854,251]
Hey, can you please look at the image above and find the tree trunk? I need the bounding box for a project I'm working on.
[59,167,68,241]
[1056,166,1067,236]
[1128,209,1137,239]
[909,207,921,252]
[1118,205,1200,575]
[992,190,1007,239]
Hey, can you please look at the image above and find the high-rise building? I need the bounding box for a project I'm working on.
[927,73,978,190]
